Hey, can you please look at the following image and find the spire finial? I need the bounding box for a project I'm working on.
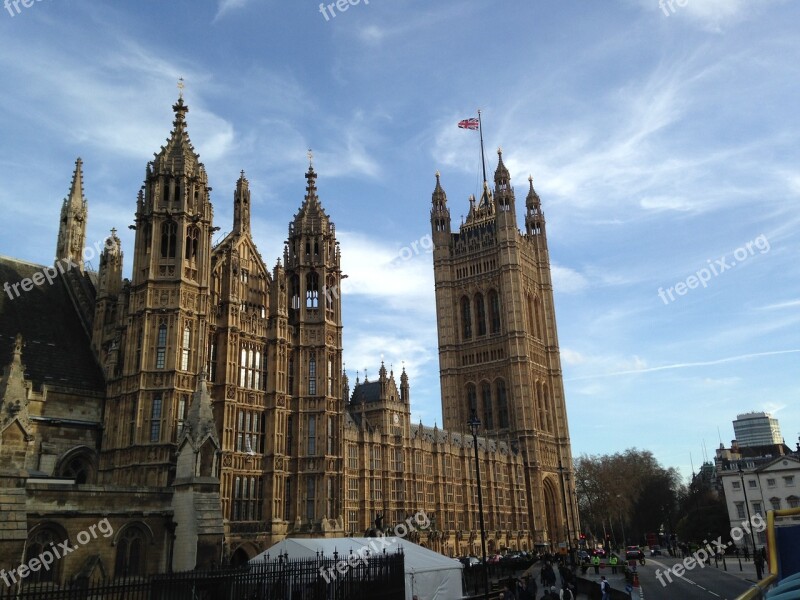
[308,148,314,168]
[177,77,185,99]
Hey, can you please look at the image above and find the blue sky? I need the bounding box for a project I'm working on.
[1,0,798,479]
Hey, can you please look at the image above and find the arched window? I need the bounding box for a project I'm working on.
[328,357,334,396]
[290,274,301,311]
[160,221,177,258]
[466,383,477,416]
[489,289,501,333]
[181,323,191,371]
[115,526,146,578]
[475,293,486,336]
[239,348,247,387]
[481,382,493,429]
[57,449,95,484]
[527,294,537,338]
[461,296,472,340]
[545,385,555,432]
[308,356,317,395]
[184,226,199,261]
[325,275,336,317]
[25,526,64,584]
[150,394,162,442]
[306,272,319,309]
[534,296,545,340]
[156,323,167,369]
[496,380,509,428]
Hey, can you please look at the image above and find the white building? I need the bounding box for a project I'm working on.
[719,455,800,552]
[733,412,783,448]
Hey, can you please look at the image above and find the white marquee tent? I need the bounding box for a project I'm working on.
[250,536,464,600]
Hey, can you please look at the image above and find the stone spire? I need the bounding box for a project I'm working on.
[0,334,31,439]
[152,95,202,176]
[525,175,546,238]
[55,158,88,271]
[233,170,251,235]
[182,370,219,448]
[430,170,451,239]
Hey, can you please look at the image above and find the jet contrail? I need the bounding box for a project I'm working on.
[566,349,800,381]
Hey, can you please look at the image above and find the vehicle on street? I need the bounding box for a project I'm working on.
[650,545,662,557]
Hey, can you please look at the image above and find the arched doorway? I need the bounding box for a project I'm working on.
[230,546,252,567]
[543,477,562,549]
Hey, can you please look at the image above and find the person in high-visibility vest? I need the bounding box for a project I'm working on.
[609,553,619,574]
[591,554,600,574]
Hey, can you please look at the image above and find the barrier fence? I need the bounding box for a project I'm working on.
[0,551,405,600]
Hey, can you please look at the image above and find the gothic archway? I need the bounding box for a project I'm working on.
[230,545,254,567]
[542,477,562,549]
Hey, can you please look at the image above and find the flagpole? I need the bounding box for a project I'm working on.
[478,109,487,184]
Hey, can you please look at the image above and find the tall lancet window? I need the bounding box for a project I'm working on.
[308,355,317,395]
[306,272,319,309]
[160,221,177,258]
[181,323,191,371]
[489,289,501,334]
[461,296,472,340]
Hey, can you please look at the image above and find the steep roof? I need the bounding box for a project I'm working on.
[0,257,104,392]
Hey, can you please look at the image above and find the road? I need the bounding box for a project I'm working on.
[635,556,760,600]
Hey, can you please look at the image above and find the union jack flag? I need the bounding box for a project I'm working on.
[457,117,479,130]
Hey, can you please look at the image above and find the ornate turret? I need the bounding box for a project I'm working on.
[400,366,409,405]
[430,171,451,242]
[96,229,123,299]
[55,158,88,271]
[493,148,517,230]
[525,175,546,238]
[233,171,251,235]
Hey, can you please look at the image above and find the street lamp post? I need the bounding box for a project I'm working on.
[557,456,572,556]
[468,411,490,600]
[738,464,757,554]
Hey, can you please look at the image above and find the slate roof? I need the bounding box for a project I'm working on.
[0,257,105,393]
[350,380,381,403]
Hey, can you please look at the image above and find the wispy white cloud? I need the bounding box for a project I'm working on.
[214,0,251,21]
[568,349,800,381]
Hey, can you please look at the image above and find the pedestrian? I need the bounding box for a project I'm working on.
[591,554,600,574]
[755,550,765,580]
[599,575,611,600]
[743,545,750,561]
[609,553,618,574]
[560,583,575,600]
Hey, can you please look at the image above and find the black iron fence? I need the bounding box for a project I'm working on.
[0,552,405,600]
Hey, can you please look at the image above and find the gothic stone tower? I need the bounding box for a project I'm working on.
[431,150,578,548]
[282,163,345,536]
[99,96,214,488]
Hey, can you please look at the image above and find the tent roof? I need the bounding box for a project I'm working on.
[251,536,463,575]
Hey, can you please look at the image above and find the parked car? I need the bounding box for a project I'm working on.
[625,547,642,561]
